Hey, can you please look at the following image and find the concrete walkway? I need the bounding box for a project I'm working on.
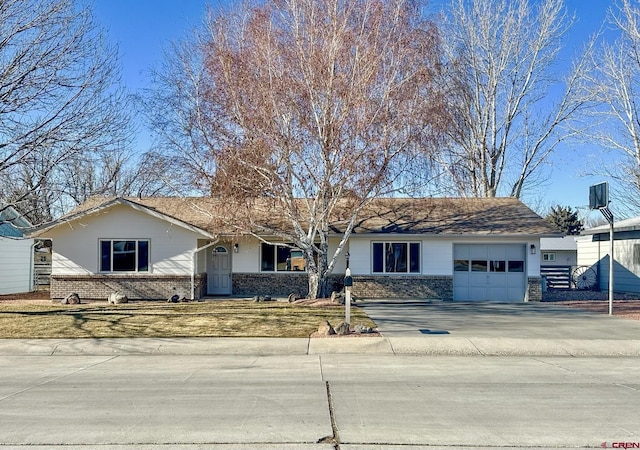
[1,300,639,357]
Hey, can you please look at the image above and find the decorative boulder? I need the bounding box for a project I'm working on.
[330,291,344,304]
[107,291,128,304]
[354,323,373,334]
[334,321,350,335]
[62,293,81,305]
[288,293,302,303]
[318,320,336,336]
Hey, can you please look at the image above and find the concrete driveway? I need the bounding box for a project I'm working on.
[358,299,640,340]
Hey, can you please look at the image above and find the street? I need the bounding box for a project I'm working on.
[1,353,639,449]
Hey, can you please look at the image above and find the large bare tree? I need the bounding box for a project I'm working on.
[435,0,592,199]
[147,0,446,298]
[0,0,132,223]
[580,0,640,215]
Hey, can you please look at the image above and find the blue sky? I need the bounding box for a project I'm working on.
[91,0,616,220]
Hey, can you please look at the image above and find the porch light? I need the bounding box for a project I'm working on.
[234,243,239,253]
[345,251,350,269]
[530,244,536,255]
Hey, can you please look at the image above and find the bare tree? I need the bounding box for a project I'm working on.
[435,0,592,199]
[0,0,132,223]
[147,0,446,298]
[580,0,640,215]
[141,34,219,196]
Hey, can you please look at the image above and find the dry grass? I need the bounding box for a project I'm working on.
[0,299,376,339]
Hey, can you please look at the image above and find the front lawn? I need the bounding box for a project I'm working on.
[0,299,376,339]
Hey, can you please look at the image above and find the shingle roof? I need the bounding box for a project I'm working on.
[33,196,559,238]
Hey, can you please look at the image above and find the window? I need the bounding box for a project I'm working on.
[508,260,524,272]
[372,242,420,273]
[542,252,556,262]
[261,243,306,272]
[455,258,524,273]
[100,240,149,272]
[490,260,506,272]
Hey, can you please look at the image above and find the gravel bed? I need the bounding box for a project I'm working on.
[542,289,640,302]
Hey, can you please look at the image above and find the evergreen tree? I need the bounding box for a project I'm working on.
[545,205,583,235]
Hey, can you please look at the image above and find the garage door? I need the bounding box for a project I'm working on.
[453,244,526,302]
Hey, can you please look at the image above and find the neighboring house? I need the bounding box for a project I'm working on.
[540,236,578,267]
[539,236,578,289]
[0,205,34,295]
[30,196,560,302]
[576,217,640,294]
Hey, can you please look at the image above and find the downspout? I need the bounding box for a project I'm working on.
[191,238,219,300]
[29,239,37,292]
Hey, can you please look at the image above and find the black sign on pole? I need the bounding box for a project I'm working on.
[589,182,609,210]
[589,182,614,315]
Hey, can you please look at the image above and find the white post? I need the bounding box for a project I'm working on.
[345,268,351,325]
[609,221,614,315]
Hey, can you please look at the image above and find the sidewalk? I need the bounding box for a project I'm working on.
[1,334,640,356]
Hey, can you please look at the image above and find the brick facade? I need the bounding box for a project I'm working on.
[231,273,452,299]
[51,274,206,300]
[527,276,542,302]
[52,273,540,302]
[231,273,344,297]
[351,275,453,299]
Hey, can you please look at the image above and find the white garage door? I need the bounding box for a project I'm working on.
[453,244,526,302]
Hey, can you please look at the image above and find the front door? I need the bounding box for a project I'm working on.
[207,245,232,295]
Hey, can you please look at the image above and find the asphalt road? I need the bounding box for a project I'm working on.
[1,353,639,449]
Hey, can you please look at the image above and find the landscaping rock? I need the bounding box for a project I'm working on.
[318,320,336,336]
[288,293,302,303]
[334,321,350,335]
[253,295,273,302]
[330,291,344,304]
[62,293,81,305]
[354,323,373,334]
[168,294,180,303]
[107,291,128,304]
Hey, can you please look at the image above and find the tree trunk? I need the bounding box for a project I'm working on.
[306,248,330,299]
[307,270,330,300]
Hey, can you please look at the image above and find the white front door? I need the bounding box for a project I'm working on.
[207,245,232,295]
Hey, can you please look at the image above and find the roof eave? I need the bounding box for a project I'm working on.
[29,197,217,239]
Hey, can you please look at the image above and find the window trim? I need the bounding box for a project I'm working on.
[372,241,421,274]
[99,239,150,273]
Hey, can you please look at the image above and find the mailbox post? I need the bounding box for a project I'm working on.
[344,268,353,325]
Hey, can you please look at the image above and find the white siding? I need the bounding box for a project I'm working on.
[348,238,373,275]
[230,236,347,274]
[577,235,640,293]
[347,236,540,277]
[0,237,33,294]
[424,240,453,275]
[48,204,202,276]
[231,237,260,272]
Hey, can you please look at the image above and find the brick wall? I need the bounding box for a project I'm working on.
[351,275,453,299]
[232,273,453,299]
[51,274,206,300]
[527,276,542,302]
[231,273,344,298]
